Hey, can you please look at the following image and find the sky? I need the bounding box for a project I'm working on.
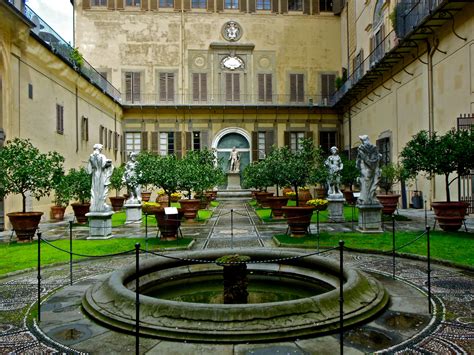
[26,0,74,45]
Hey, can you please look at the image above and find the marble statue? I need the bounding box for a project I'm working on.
[87,143,114,212]
[228,146,240,173]
[356,135,381,205]
[123,152,141,204]
[325,146,343,196]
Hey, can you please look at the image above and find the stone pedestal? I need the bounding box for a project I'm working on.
[86,211,114,239]
[327,194,345,222]
[357,203,383,233]
[124,203,142,223]
[227,172,241,190]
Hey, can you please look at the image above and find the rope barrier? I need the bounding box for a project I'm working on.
[39,236,135,259]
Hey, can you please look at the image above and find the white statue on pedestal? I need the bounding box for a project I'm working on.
[325,146,343,196]
[228,146,240,173]
[356,135,381,205]
[123,152,141,204]
[87,143,114,212]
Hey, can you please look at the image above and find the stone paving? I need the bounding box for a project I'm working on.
[0,200,473,354]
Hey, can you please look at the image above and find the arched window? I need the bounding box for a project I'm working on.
[373,0,384,30]
[370,0,386,67]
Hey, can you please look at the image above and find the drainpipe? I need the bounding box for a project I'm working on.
[427,39,438,205]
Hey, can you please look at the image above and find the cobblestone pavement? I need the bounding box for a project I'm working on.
[0,200,473,353]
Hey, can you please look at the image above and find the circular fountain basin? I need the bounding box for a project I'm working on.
[82,249,389,342]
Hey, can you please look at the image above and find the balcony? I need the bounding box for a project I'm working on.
[22,5,121,103]
[331,0,468,108]
[122,93,334,108]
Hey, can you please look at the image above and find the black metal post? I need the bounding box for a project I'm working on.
[69,221,73,285]
[37,232,42,322]
[339,240,344,355]
[231,209,234,250]
[392,214,396,279]
[145,212,148,252]
[317,210,320,252]
[424,200,428,227]
[135,243,140,354]
[426,226,432,314]
[351,205,355,231]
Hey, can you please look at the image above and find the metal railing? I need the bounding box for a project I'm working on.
[396,0,444,39]
[122,93,333,107]
[22,5,121,103]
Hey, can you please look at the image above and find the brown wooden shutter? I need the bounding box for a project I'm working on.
[305,131,313,141]
[248,0,255,12]
[185,132,192,151]
[225,74,232,101]
[311,0,318,14]
[107,0,115,10]
[117,0,124,9]
[290,74,296,102]
[208,0,215,11]
[83,0,91,9]
[258,74,264,101]
[141,132,148,151]
[125,73,131,101]
[151,132,159,152]
[280,0,287,13]
[184,0,191,10]
[133,73,141,102]
[201,74,207,102]
[298,74,304,101]
[265,130,274,154]
[175,0,182,10]
[174,132,182,158]
[201,131,209,148]
[141,0,149,10]
[216,0,223,11]
[159,73,166,101]
[266,74,272,102]
[271,0,278,12]
[168,73,174,101]
[150,0,158,9]
[284,131,290,147]
[192,74,199,101]
[251,131,258,162]
[234,73,240,101]
[99,125,104,144]
[240,0,247,12]
[303,0,309,14]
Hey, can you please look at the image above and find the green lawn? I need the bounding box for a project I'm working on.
[274,231,474,267]
[254,205,359,223]
[0,237,194,276]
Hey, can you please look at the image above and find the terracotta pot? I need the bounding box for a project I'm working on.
[142,204,161,215]
[153,208,182,240]
[7,212,43,242]
[313,187,326,199]
[343,190,357,206]
[206,190,217,201]
[255,191,274,208]
[50,205,67,221]
[179,199,201,221]
[109,196,126,211]
[282,206,314,237]
[267,196,290,219]
[141,192,152,202]
[297,189,313,206]
[431,201,469,232]
[71,203,90,224]
[282,187,294,198]
[156,195,169,205]
[377,194,401,215]
[170,195,181,202]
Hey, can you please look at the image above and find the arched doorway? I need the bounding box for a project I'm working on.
[212,128,251,186]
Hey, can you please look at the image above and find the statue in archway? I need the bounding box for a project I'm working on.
[228,146,240,173]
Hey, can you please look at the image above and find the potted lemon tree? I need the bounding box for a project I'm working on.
[68,167,91,224]
[0,138,64,241]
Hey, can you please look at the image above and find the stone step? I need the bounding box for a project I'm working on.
[217,189,253,199]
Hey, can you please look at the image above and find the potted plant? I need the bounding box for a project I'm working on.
[401,129,474,231]
[0,138,64,241]
[309,149,329,201]
[109,164,126,211]
[242,161,273,207]
[340,156,359,205]
[263,149,289,218]
[136,152,156,202]
[51,171,71,221]
[376,162,406,215]
[68,167,91,224]
[306,198,328,211]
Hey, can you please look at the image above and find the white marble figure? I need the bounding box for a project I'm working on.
[325,146,343,196]
[356,135,382,205]
[87,143,114,212]
[228,146,240,173]
[123,152,141,204]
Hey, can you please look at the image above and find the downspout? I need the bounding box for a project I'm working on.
[180,0,185,104]
[427,39,438,205]
[76,85,79,152]
[348,107,352,159]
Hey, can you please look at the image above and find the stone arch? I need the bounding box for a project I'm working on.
[211,127,252,176]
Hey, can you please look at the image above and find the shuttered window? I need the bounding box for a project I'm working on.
[160,0,174,7]
[257,73,272,103]
[319,131,337,154]
[56,104,64,134]
[192,73,207,102]
[376,137,391,166]
[125,132,141,155]
[159,73,175,102]
[321,74,335,103]
[160,132,174,156]
[289,73,304,103]
[125,72,141,103]
[256,0,271,10]
[225,73,240,102]
[81,116,89,141]
[288,0,302,11]
[290,132,305,152]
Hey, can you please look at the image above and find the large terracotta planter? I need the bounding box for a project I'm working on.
[71,203,90,224]
[206,190,217,201]
[7,212,43,242]
[282,206,314,237]
[50,205,67,221]
[153,208,182,241]
[267,196,289,219]
[313,187,327,199]
[255,191,274,208]
[343,190,357,206]
[141,192,152,202]
[376,194,401,215]
[282,187,294,198]
[109,196,126,212]
[179,199,201,221]
[431,201,469,232]
[298,189,313,206]
[156,195,169,205]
